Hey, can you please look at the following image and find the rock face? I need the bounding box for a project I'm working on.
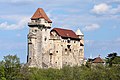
[27,8,84,69]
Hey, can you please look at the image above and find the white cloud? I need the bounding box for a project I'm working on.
[92,3,120,15]
[92,3,110,14]
[85,40,95,45]
[110,5,120,14]
[83,24,100,31]
[0,17,29,30]
[0,15,29,21]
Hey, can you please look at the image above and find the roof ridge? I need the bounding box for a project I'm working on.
[51,28,79,39]
[53,28,73,31]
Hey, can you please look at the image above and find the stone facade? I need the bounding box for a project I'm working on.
[27,8,84,69]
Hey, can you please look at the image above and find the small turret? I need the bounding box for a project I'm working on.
[76,28,84,39]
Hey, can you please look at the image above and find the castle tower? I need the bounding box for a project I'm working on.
[27,8,52,68]
[76,28,84,63]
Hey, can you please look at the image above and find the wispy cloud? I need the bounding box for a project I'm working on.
[83,23,100,31]
[92,3,110,14]
[0,17,29,30]
[92,3,120,15]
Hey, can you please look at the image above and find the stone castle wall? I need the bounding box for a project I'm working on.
[27,17,84,69]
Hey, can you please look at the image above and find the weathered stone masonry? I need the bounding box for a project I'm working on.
[27,8,84,69]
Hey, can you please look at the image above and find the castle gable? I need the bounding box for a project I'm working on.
[51,28,79,40]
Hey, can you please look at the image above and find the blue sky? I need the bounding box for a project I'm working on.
[0,0,120,63]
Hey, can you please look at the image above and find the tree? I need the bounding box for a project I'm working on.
[112,56,120,64]
[106,52,117,67]
[0,62,6,80]
[2,54,22,80]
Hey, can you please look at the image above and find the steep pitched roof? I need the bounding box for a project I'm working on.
[76,28,84,36]
[31,8,52,23]
[93,57,104,63]
[51,28,79,39]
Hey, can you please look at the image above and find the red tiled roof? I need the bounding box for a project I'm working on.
[51,28,79,39]
[31,8,52,23]
[93,57,104,63]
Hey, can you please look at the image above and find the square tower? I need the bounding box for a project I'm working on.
[27,8,52,68]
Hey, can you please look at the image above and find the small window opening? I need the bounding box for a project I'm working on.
[80,43,84,46]
[35,20,38,22]
[44,37,47,41]
[69,49,71,52]
[49,53,53,55]
[65,62,67,64]
[29,38,31,41]
[74,41,76,43]
[35,29,37,32]
[67,45,71,49]
[67,40,70,43]
[65,49,67,52]
[45,28,47,31]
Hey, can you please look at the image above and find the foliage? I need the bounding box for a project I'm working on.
[0,54,25,80]
[0,54,120,80]
[0,65,6,80]
[27,65,120,80]
[112,56,120,64]
[106,52,120,67]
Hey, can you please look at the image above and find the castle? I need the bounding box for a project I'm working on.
[27,8,84,69]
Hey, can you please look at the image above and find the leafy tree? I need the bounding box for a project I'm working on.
[112,56,120,64]
[106,52,117,66]
[0,63,6,80]
[2,54,22,80]
[1,54,120,80]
